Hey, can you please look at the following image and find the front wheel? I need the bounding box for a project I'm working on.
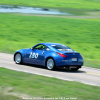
[15,53,22,64]
[46,58,55,70]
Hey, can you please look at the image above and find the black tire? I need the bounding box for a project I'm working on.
[46,58,56,70]
[15,53,22,64]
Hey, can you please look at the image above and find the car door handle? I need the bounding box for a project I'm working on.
[42,51,44,55]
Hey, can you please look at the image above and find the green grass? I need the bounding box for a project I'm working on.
[0,13,100,68]
[0,0,100,10]
[0,67,100,100]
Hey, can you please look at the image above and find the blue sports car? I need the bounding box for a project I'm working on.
[14,43,83,71]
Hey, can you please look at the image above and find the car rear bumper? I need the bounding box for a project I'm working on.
[55,59,83,67]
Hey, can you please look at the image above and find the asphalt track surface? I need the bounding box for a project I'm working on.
[0,53,100,87]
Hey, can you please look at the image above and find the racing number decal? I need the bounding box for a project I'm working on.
[29,52,38,58]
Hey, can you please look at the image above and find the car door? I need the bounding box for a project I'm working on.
[25,44,49,65]
[25,44,46,65]
[24,48,38,64]
[32,44,46,65]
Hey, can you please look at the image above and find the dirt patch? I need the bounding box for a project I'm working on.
[0,87,30,99]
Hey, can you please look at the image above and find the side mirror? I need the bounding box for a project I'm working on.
[31,47,34,50]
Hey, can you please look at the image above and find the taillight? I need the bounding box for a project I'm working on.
[56,52,66,57]
[81,55,83,57]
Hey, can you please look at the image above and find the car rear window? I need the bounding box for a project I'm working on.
[51,45,72,51]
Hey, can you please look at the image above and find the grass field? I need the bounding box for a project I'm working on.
[0,67,100,100]
[0,1,100,100]
[0,13,100,68]
[0,0,100,10]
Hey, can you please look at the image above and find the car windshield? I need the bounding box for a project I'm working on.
[51,45,72,51]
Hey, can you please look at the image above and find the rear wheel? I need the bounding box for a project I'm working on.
[15,53,22,64]
[46,58,55,70]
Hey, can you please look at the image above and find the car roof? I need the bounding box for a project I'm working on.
[40,42,63,46]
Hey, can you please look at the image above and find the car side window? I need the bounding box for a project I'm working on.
[34,45,45,50]
[34,45,43,50]
[34,44,50,51]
